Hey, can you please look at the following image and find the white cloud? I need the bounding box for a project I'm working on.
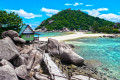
[80,3,83,5]
[73,3,79,6]
[82,8,108,17]
[41,7,59,17]
[97,8,108,11]
[82,8,120,22]
[99,13,120,22]
[46,14,53,17]
[86,4,93,7]
[5,9,42,19]
[65,3,72,6]
[65,2,83,6]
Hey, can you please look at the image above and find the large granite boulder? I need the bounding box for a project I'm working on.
[0,59,14,68]
[13,37,26,44]
[47,38,60,56]
[27,49,43,69]
[1,30,19,39]
[60,42,84,65]
[0,37,20,60]
[15,65,28,79]
[0,65,18,80]
[47,38,84,65]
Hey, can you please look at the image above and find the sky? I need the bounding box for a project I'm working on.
[0,0,120,29]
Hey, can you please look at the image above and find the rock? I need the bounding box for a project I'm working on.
[84,60,102,68]
[33,64,40,72]
[47,38,60,56]
[28,49,43,69]
[71,75,97,80]
[1,30,19,39]
[12,56,26,67]
[20,45,33,54]
[47,38,84,65]
[68,44,75,48]
[27,52,36,70]
[21,54,29,59]
[35,72,49,80]
[13,37,26,44]
[0,37,20,60]
[0,59,14,68]
[48,20,54,24]
[62,27,70,32]
[15,65,28,79]
[60,42,84,65]
[0,65,18,80]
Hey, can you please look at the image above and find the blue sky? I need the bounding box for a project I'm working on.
[0,0,120,29]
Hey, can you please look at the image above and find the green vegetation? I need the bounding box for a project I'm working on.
[36,9,120,33]
[0,10,23,38]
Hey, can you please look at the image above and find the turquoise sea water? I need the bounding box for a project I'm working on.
[66,38,120,79]
[34,32,68,37]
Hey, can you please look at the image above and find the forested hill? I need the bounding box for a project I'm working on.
[36,9,114,31]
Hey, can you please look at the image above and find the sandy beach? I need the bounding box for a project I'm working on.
[39,32,111,41]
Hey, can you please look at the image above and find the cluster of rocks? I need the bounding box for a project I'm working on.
[0,30,86,80]
[100,35,119,38]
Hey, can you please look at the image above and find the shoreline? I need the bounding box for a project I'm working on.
[39,32,117,41]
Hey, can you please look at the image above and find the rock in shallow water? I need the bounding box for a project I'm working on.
[84,60,102,68]
[0,65,18,80]
[47,38,84,65]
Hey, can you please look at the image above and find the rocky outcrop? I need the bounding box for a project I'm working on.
[47,38,84,65]
[13,37,26,44]
[0,65,18,80]
[62,27,70,32]
[1,30,26,44]
[1,30,19,39]
[48,20,54,24]
[35,26,47,32]
[0,37,20,60]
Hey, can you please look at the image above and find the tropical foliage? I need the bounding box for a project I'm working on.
[36,9,120,33]
[0,10,23,38]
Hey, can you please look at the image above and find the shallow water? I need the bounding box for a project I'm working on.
[34,32,68,37]
[66,38,120,79]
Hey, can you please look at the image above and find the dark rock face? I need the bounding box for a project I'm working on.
[0,65,18,80]
[47,38,84,65]
[13,37,26,44]
[1,30,19,39]
[0,37,20,60]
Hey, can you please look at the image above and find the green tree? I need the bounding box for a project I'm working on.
[92,21,99,32]
[0,10,23,38]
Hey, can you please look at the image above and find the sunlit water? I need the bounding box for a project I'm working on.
[34,32,69,37]
[66,38,120,79]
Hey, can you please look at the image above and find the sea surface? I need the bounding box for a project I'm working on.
[34,32,70,37]
[66,38,120,80]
